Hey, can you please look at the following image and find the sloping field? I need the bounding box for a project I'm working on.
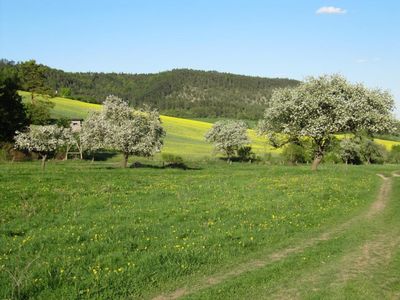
[19,92,274,158]
[19,92,399,157]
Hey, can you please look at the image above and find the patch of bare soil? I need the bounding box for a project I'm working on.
[337,233,400,283]
[366,174,391,218]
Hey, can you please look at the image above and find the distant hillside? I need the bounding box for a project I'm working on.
[1,59,299,119]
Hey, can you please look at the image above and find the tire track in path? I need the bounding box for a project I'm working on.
[152,173,396,300]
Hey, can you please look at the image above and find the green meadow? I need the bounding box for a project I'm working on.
[1,162,399,299]
[1,92,398,299]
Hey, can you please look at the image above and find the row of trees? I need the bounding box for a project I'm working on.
[0,62,57,145]
[2,62,398,171]
[14,96,165,169]
[204,75,397,170]
[258,75,397,170]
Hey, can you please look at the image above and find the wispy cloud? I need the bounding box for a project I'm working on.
[316,6,347,15]
[356,58,367,64]
[356,57,382,64]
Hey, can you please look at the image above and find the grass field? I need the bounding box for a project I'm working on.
[3,93,400,299]
[0,162,399,299]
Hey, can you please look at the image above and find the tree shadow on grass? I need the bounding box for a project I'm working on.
[88,152,118,161]
[130,161,202,171]
[219,157,259,163]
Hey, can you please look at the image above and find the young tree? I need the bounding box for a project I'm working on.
[259,75,396,170]
[14,125,65,170]
[18,60,51,103]
[108,110,165,167]
[96,95,165,167]
[339,139,362,165]
[205,120,250,161]
[0,69,28,142]
[24,99,55,125]
[79,111,108,161]
[60,87,72,98]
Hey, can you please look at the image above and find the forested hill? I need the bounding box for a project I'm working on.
[1,59,299,119]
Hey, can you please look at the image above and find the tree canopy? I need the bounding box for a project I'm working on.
[0,68,28,142]
[18,60,52,101]
[259,74,396,170]
[205,120,250,160]
[91,95,165,167]
[14,125,66,170]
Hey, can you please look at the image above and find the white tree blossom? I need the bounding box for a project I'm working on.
[14,125,66,170]
[259,74,396,170]
[89,95,166,167]
[205,120,250,160]
[79,111,108,160]
[108,109,165,167]
[102,95,131,124]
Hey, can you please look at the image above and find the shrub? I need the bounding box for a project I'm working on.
[161,153,184,164]
[282,143,309,164]
[323,151,342,164]
[360,139,386,164]
[0,143,36,162]
[389,145,400,163]
[237,146,256,162]
[0,143,13,161]
[340,139,362,165]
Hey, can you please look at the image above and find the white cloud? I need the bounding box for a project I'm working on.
[356,57,382,64]
[316,6,347,15]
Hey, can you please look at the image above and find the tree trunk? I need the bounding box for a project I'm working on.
[123,153,129,168]
[75,140,83,160]
[41,154,47,171]
[91,154,95,164]
[31,92,35,104]
[64,145,70,161]
[311,154,322,171]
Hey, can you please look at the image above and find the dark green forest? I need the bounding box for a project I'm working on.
[0,59,299,119]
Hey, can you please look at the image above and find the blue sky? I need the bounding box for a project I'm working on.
[1,0,399,115]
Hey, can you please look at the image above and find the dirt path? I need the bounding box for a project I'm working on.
[152,173,396,300]
[366,174,391,218]
[337,232,400,283]
[270,231,400,300]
